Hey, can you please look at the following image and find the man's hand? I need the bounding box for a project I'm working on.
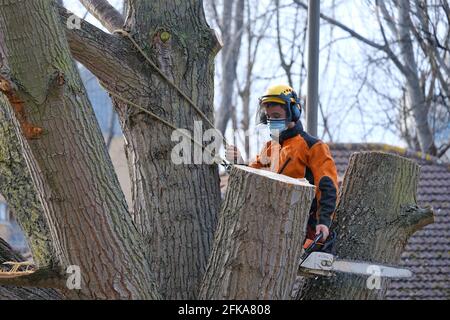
[316,224,330,241]
[225,145,245,164]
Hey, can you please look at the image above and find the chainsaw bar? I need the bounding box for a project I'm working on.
[331,259,413,278]
[298,252,413,278]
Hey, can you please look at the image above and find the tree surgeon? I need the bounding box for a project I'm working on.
[226,84,338,246]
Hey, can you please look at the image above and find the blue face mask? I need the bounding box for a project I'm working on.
[268,119,287,136]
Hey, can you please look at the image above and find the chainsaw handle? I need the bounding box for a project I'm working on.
[299,232,325,265]
[305,232,324,253]
[313,232,324,244]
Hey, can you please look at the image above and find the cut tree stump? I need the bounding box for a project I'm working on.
[298,152,434,300]
[199,165,315,300]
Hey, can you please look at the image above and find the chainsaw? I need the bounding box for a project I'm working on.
[298,233,412,278]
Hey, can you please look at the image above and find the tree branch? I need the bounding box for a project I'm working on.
[293,0,410,76]
[293,0,386,51]
[78,0,124,33]
[400,204,435,234]
[58,6,148,91]
[437,140,450,158]
[0,238,63,299]
[0,266,67,290]
[374,0,410,76]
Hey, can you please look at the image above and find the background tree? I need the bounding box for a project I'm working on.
[206,0,245,138]
[294,0,449,157]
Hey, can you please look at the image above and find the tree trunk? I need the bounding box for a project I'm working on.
[299,152,434,300]
[61,0,222,299]
[97,0,222,299]
[0,0,159,299]
[199,165,315,299]
[0,95,54,268]
[396,1,437,155]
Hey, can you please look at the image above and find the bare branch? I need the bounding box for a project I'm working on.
[293,0,386,51]
[374,0,410,76]
[78,0,124,33]
[275,0,294,86]
[294,0,410,77]
[58,6,145,90]
[437,140,450,158]
[0,266,67,290]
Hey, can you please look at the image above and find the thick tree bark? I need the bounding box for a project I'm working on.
[60,0,223,300]
[88,0,222,299]
[0,0,159,299]
[62,0,223,299]
[299,152,434,300]
[0,95,54,267]
[199,166,315,299]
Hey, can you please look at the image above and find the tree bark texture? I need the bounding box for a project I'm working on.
[0,94,54,268]
[79,0,124,33]
[57,0,223,299]
[95,0,222,299]
[0,0,159,299]
[299,152,434,300]
[61,0,223,299]
[199,165,315,299]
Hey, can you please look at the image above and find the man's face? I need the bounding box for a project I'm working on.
[264,104,287,120]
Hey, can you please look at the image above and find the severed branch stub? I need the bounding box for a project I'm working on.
[298,151,435,300]
[199,165,315,300]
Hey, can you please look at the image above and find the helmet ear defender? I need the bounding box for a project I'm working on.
[289,91,302,123]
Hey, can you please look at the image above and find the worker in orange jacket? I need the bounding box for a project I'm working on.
[226,84,338,245]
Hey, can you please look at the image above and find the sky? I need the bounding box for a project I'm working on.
[63,0,407,161]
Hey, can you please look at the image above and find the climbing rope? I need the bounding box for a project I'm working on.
[100,83,230,169]
[112,29,226,138]
[102,29,234,172]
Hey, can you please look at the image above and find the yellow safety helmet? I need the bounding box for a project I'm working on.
[258,84,302,124]
[259,84,299,105]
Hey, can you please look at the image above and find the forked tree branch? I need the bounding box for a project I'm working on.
[58,6,145,90]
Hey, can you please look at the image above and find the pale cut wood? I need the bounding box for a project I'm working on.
[199,165,315,300]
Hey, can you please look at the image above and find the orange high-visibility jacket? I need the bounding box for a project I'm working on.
[249,122,338,228]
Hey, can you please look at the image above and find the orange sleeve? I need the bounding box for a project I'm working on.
[249,141,272,169]
[308,142,339,227]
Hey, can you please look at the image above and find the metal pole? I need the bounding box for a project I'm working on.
[306,0,320,137]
